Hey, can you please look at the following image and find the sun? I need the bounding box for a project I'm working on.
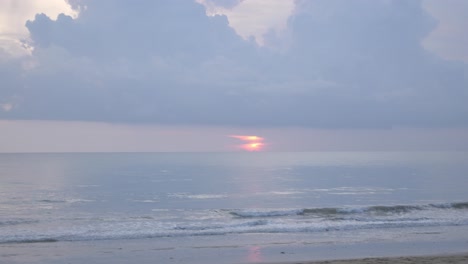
[229,135,266,151]
[242,142,264,151]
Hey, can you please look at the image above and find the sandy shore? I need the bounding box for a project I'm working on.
[2,228,468,264]
[268,254,468,264]
[1,239,467,264]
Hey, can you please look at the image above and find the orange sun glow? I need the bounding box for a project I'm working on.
[229,135,265,151]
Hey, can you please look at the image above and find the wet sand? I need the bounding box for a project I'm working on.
[1,238,467,264]
[269,254,468,264]
[1,229,468,264]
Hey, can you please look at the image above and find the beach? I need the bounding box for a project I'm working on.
[1,228,468,264]
[1,242,467,264]
[271,254,468,264]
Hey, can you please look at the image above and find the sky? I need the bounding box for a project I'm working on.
[0,0,467,152]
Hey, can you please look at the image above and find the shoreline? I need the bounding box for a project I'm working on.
[265,253,468,264]
[2,225,468,264]
[1,236,468,264]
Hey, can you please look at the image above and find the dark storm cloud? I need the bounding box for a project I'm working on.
[1,0,467,128]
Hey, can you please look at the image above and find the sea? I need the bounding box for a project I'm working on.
[1,152,468,262]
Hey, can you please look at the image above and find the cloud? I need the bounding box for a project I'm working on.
[0,0,467,129]
[202,0,244,9]
[1,103,13,112]
[423,0,468,62]
[201,0,295,45]
[0,0,76,56]
[25,1,247,61]
[275,0,468,127]
[0,48,24,113]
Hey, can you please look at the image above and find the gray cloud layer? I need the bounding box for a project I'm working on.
[1,0,467,128]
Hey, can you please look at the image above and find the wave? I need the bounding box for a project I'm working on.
[229,202,468,218]
[230,209,304,218]
[3,215,467,244]
[37,199,94,204]
[169,193,228,199]
[1,238,58,244]
[0,219,39,227]
[37,199,67,203]
[1,202,467,244]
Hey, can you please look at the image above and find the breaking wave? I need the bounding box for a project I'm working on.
[1,202,467,244]
[229,202,468,218]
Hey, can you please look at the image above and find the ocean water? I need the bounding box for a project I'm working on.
[1,152,468,250]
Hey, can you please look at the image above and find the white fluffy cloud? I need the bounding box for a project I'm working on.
[0,0,467,128]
